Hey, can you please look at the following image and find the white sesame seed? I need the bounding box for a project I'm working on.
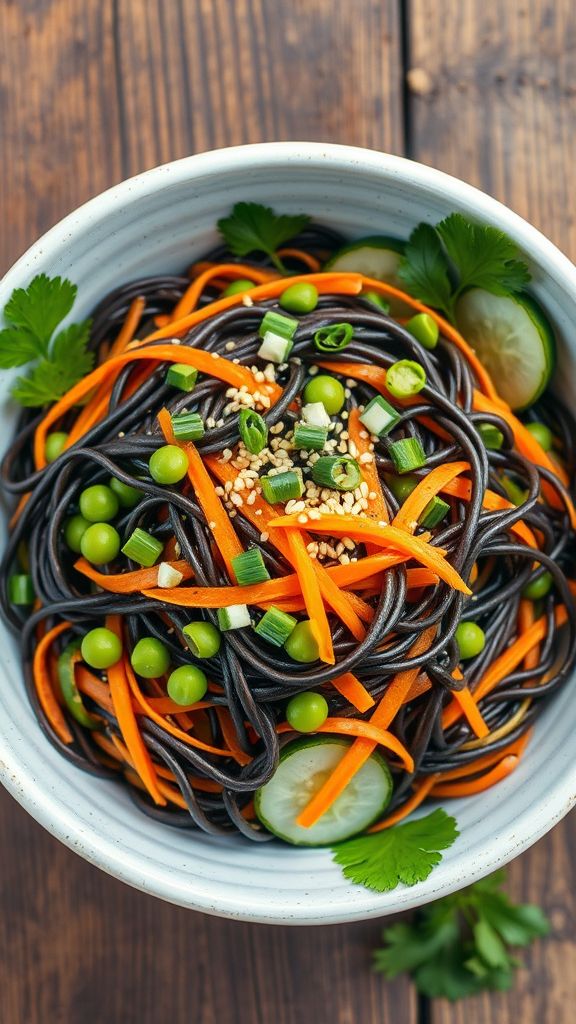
[342,537,355,551]
[225,341,236,352]
[339,553,351,565]
[360,498,369,510]
[270,421,284,435]
[297,513,309,524]
[360,481,369,498]
[308,509,322,520]
[208,520,217,530]
[233,478,245,491]
[359,430,369,440]
[260,532,269,543]
[246,491,257,505]
[211,351,220,359]
[308,365,319,376]
[255,509,263,516]
[242,294,254,307]
[229,509,237,517]
[348,440,358,458]
[369,491,377,500]
[230,492,243,507]
[359,452,374,464]
[378,520,387,527]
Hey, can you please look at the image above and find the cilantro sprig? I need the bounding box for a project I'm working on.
[217,202,310,272]
[374,869,549,1000]
[331,809,459,892]
[0,274,94,407]
[398,213,531,323]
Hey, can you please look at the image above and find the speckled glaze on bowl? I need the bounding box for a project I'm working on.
[1,143,575,925]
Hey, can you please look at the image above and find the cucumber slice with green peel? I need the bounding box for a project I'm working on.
[455,288,555,411]
[324,235,405,281]
[255,736,393,846]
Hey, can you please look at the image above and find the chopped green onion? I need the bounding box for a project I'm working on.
[254,606,297,647]
[232,548,271,586]
[526,421,554,451]
[121,528,164,567]
[386,474,419,502]
[157,562,184,588]
[386,360,427,398]
[239,409,268,454]
[418,496,450,528]
[9,574,34,606]
[258,310,298,341]
[217,605,251,630]
[257,331,293,364]
[360,291,390,313]
[478,422,505,450]
[301,401,331,429]
[260,470,304,504]
[313,322,354,353]
[58,641,99,728]
[389,438,427,474]
[293,423,328,451]
[171,412,205,441]
[166,363,198,392]
[406,313,439,350]
[359,396,401,437]
[311,456,361,492]
[501,475,527,506]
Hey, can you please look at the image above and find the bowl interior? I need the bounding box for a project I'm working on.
[1,143,575,924]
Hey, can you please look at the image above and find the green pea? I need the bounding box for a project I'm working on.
[360,291,390,313]
[286,691,329,732]
[279,282,319,314]
[130,637,171,678]
[167,665,208,705]
[284,620,320,663]
[45,431,68,463]
[406,312,439,350]
[525,422,553,452]
[522,571,553,601]
[387,474,419,503]
[182,621,221,659]
[79,484,119,523]
[149,445,189,485]
[64,514,90,553]
[455,621,486,660]
[81,627,123,670]
[302,375,346,415]
[222,279,256,297]
[80,523,121,565]
[109,476,142,509]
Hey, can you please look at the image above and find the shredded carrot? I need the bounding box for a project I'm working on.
[283,529,334,664]
[331,672,375,713]
[433,732,532,784]
[74,557,193,593]
[109,295,147,356]
[451,686,490,739]
[347,408,389,522]
[276,247,321,271]
[430,755,520,797]
[277,718,414,771]
[519,599,540,671]
[157,408,243,577]
[392,461,470,532]
[296,627,436,828]
[167,263,279,323]
[268,513,472,595]
[105,617,166,805]
[32,621,74,744]
[214,707,252,766]
[440,477,538,548]
[368,775,441,832]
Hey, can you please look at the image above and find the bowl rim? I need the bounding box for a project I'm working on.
[1,140,576,924]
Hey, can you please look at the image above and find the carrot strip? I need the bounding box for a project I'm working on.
[347,408,389,522]
[430,755,520,797]
[157,408,243,577]
[214,707,252,766]
[276,247,321,271]
[331,672,375,713]
[393,461,470,531]
[297,627,436,828]
[167,263,279,323]
[283,529,334,664]
[74,557,193,593]
[105,617,166,805]
[268,513,472,595]
[277,718,414,771]
[368,775,441,832]
[451,686,490,739]
[519,599,540,671]
[441,477,537,548]
[110,295,146,356]
[32,621,74,744]
[75,667,115,714]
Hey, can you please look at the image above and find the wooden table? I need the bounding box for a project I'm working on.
[1,2,575,1021]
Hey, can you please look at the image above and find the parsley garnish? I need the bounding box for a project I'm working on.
[398,213,531,322]
[0,274,94,406]
[217,202,310,272]
[331,808,459,893]
[374,869,550,1000]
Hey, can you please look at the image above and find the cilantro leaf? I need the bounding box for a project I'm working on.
[4,274,77,351]
[217,202,310,271]
[331,809,459,893]
[373,869,550,1001]
[436,213,531,296]
[0,327,45,368]
[397,224,454,319]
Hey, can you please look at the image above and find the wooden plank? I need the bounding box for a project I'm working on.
[408,2,576,1020]
[0,2,414,1022]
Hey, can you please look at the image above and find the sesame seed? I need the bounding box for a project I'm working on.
[260,532,269,543]
[255,508,263,516]
[360,498,369,509]
[221,449,233,463]
[270,421,284,435]
[348,440,358,458]
[211,351,220,360]
[339,553,351,565]
[368,491,377,500]
[345,379,357,389]
[208,520,217,530]
[359,452,374,464]
[242,294,254,307]
[308,365,319,376]
[342,411,349,420]
[225,341,236,352]
[378,520,388,527]
[360,481,369,498]
[308,509,322,520]
[297,513,309,524]
[359,429,369,440]
[229,509,237,517]
[230,492,244,507]
[215,486,225,497]
[342,537,355,551]
[246,491,257,505]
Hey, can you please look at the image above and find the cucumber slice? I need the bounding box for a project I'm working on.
[255,736,392,846]
[325,235,405,281]
[455,288,555,410]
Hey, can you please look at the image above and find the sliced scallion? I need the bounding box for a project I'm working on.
[217,605,251,631]
[386,360,427,398]
[478,422,505,450]
[313,322,354,353]
[254,606,297,647]
[293,423,328,451]
[260,470,304,504]
[9,574,35,606]
[166,363,198,392]
[301,401,331,429]
[389,438,427,474]
[239,409,268,454]
[121,528,164,567]
[171,412,205,441]
[257,331,293,364]
[232,548,271,586]
[359,396,401,437]
[418,496,450,529]
[258,310,299,341]
[311,456,361,492]
[157,562,184,588]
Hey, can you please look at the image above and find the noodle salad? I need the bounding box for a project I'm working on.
[1,204,575,891]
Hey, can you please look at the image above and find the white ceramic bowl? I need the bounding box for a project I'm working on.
[1,143,575,924]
